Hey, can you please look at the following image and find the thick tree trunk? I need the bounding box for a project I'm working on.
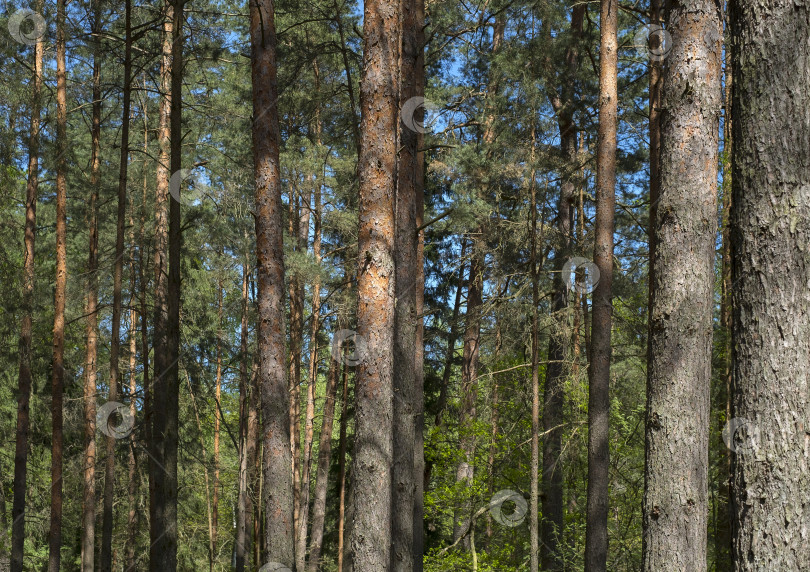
[149,3,172,561]
[250,0,296,566]
[641,0,722,568]
[584,0,617,568]
[150,0,183,567]
[81,2,103,567]
[348,0,400,563]
[101,1,132,567]
[48,1,69,568]
[729,0,810,568]
[392,0,424,561]
[11,7,43,569]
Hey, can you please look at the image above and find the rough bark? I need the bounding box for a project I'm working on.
[641,0,722,568]
[729,0,810,568]
[149,3,173,560]
[348,0,400,563]
[48,0,69,568]
[10,7,43,569]
[585,0,617,568]
[81,2,103,567]
[392,0,424,561]
[250,0,296,565]
[150,0,183,567]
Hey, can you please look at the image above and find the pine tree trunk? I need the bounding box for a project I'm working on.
[585,0,618,567]
[150,0,183,567]
[236,259,252,572]
[138,77,152,565]
[149,3,173,560]
[641,0,722,568]
[101,0,132,567]
[11,6,43,568]
[48,0,69,567]
[126,300,139,569]
[213,281,223,566]
[336,363,349,572]
[81,2,103,567]
[348,0,400,562]
[289,191,305,559]
[297,170,321,571]
[305,332,341,572]
[250,0,296,565]
[729,0,810,567]
[392,0,424,560]
[541,8,584,568]
[529,143,541,572]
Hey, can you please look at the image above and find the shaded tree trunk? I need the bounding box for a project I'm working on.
[149,2,173,560]
[541,8,585,568]
[48,0,69,568]
[236,258,252,572]
[729,0,810,568]
[347,0,401,562]
[585,0,618,567]
[150,0,183,567]
[305,332,341,572]
[336,362,349,572]
[297,166,322,570]
[641,0,722,568]
[10,6,43,569]
[392,0,425,560]
[126,249,139,572]
[250,0,296,565]
[81,1,103,567]
[529,134,541,572]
